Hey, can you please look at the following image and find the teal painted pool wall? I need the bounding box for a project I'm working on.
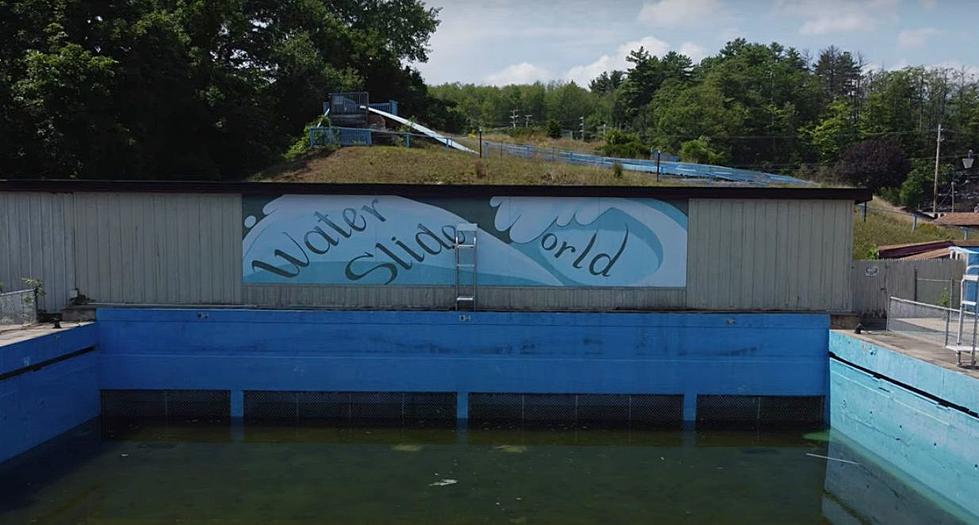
[829,332,979,519]
[0,325,98,464]
[830,332,979,414]
[95,308,830,421]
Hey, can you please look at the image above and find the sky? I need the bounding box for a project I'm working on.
[414,0,979,86]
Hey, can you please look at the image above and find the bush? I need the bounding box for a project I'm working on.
[546,119,562,139]
[598,130,647,159]
[837,138,910,193]
[284,115,332,161]
[612,162,623,178]
[679,136,725,164]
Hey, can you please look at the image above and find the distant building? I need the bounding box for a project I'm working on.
[934,212,979,228]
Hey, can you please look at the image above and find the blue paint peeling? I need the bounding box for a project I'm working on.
[94,308,830,422]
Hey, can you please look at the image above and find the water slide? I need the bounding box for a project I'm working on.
[364,106,476,154]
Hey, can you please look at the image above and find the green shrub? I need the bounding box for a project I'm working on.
[679,136,725,164]
[598,130,648,159]
[546,119,562,139]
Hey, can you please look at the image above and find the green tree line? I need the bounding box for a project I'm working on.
[432,40,979,201]
[3,1,978,198]
[0,0,454,179]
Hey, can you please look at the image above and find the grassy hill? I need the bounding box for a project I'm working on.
[253,145,680,186]
[852,198,956,258]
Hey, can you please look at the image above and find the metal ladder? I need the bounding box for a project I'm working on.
[952,267,979,367]
[454,223,478,311]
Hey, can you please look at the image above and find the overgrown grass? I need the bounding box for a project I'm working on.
[852,209,955,259]
[252,145,684,186]
[474,132,601,154]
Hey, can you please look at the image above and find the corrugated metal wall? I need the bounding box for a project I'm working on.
[72,193,242,305]
[1,192,855,313]
[851,259,964,318]
[686,199,853,312]
[0,192,76,312]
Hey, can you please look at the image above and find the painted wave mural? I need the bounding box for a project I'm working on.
[242,194,688,287]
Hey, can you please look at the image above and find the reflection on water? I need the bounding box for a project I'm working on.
[0,420,972,524]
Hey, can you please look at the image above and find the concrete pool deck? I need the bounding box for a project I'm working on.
[0,322,93,347]
[842,328,979,380]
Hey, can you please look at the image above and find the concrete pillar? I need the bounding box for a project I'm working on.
[456,391,469,421]
[230,390,244,418]
[682,392,697,423]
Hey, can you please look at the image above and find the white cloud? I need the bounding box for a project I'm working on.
[777,0,899,35]
[639,0,724,27]
[898,27,942,49]
[485,62,553,86]
[564,36,671,85]
[931,61,979,79]
[920,0,937,8]
[800,13,874,34]
[679,42,708,62]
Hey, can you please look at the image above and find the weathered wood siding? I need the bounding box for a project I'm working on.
[686,199,853,311]
[1,191,856,312]
[851,259,964,317]
[0,192,76,312]
[71,193,242,305]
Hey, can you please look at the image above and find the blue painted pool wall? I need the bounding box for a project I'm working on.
[96,308,829,421]
[829,333,979,519]
[0,325,99,464]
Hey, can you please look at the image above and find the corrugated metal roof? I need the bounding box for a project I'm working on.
[903,248,953,260]
[934,212,979,227]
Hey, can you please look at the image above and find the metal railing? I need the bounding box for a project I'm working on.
[887,296,977,367]
[0,288,38,330]
[478,140,813,187]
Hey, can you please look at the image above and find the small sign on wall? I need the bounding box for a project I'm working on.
[242,195,688,287]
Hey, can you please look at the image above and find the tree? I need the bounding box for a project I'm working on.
[837,139,911,192]
[899,160,935,208]
[598,130,647,159]
[680,136,725,164]
[589,71,624,94]
[546,119,561,139]
[0,1,442,179]
[814,46,862,100]
[807,99,859,161]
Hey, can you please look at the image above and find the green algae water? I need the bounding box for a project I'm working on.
[0,421,973,525]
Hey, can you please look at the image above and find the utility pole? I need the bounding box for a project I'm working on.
[579,116,585,141]
[933,124,943,217]
[510,109,518,129]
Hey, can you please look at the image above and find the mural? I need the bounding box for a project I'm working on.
[242,195,688,287]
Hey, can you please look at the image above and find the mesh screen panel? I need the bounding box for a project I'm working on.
[758,396,825,424]
[629,395,684,427]
[243,391,455,426]
[101,390,230,423]
[468,393,683,428]
[697,395,824,428]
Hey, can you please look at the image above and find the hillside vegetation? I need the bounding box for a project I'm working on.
[254,146,680,187]
[852,198,959,258]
